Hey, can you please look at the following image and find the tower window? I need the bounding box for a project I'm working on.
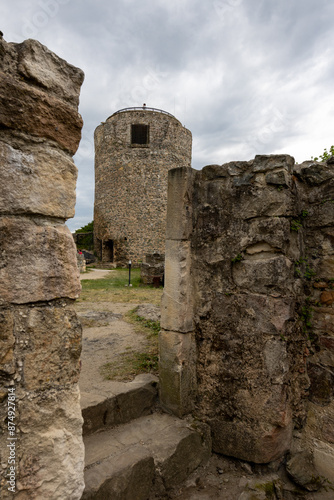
[131,124,149,145]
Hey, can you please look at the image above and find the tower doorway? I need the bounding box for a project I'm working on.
[103,239,114,262]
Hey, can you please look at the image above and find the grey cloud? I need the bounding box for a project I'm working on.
[3,0,334,230]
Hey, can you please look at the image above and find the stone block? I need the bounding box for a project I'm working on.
[286,451,322,491]
[232,255,294,295]
[265,169,291,187]
[157,422,211,489]
[202,163,230,180]
[0,36,84,500]
[83,413,210,498]
[191,204,235,247]
[83,449,155,500]
[300,180,334,208]
[231,183,295,219]
[298,162,334,186]
[14,385,85,500]
[305,201,334,229]
[159,330,197,417]
[140,253,164,285]
[304,227,334,257]
[81,375,158,436]
[16,39,84,107]
[245,241,279,255]
[211,418,292,464]
[0,217,81,304]
[13,304,82,391]
[311,346,334,369]
[0,73,82,154]
[210,293,295,337]
[292,406,334,486]
[161,239,193,332]
[320,291,334,305]
[243,216,293,254]
[0,140,77,218]
[252,154,295,173]
[166,167,195,240]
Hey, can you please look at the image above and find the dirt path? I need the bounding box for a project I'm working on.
[80,268,113,280]
[76,301,148,394]
[77,268,160,395]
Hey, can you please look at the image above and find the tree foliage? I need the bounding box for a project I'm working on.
[75,221,94,233]
[312,145,334,162]
[75,221,94,250]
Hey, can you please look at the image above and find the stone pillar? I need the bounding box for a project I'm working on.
[0,38,85,498]
[160,167,197,417]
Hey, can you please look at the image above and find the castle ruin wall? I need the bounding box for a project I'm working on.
[0,37,85,499]
[160,154,334,483]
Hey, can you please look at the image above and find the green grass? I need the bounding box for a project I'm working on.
[99,350,159,381]
[125,308,161,337]
[78,268,163,304]
[231,253,243,263]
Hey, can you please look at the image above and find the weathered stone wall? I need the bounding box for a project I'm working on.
[287,157,334,489]
[0,37,85,499]
[160,155,334,484]
[94,108,192,265]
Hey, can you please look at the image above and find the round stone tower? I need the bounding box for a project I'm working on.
[94,106,192,265]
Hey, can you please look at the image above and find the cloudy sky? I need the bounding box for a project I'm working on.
[3,0,334,231]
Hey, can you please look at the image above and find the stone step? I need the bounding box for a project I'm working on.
[82,412,211,499]
[80,373,158,436]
